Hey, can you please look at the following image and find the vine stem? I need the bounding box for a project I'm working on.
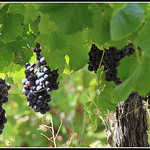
[96,48,105,85]
[40,116,62,147]
[133,40,141,65]
[98,48,105,70]
[50,116,57,147]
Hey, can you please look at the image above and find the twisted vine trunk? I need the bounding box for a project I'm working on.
[108,93,149,147]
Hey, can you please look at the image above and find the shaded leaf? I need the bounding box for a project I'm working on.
[113,55,150,102]
[0,4,24,43]
[38,3,93,35]
[111,3,144,40]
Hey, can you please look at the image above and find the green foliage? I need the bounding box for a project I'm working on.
[36,31,68,72]
[0,41,14,71]
[8,3,25,14]
[23,4,38,24]
[111,3,144,40]
[136,20,150,57]
[96,72,117,113]
[114,54,150,102]
[29,15,41,35]
[7,32,34,66]
[0,2,150,147]
[38,3,93,35]
[88,4,112,46]
[0,4,24,43]
[107,37,129,50]
[66,32,90,71]
[36,31,68,52]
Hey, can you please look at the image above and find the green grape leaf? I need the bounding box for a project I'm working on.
[7,43,33,66]
[29,15,41,35]
[0,41,14,71]
[36,31,90,72]
[107,38,129,50]
[8,3,25,14]
[36,31,68,52]
[96,72,117,114]
[117,55,137,81]
[46,50,66,73]
[24,4,38,24]
[86,71,117,120]
[66,32,90,71]
[138,3,149,17]
[111,3,144,40]
[36,32,68,73]
[113,55,150,102]
[85,72,116,129]
[7,30,35,66]
[136,20,150,57]
[38,12,57,34]
[38,3,93,35]
[85,101,98,125]
[0,4,24,43]
[88,4,112,46]
[111,3,127,15]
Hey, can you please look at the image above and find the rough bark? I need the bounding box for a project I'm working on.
[108,93,149,147]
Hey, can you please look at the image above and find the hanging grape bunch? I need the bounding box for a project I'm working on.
[87,43,135,85]
[87,44,103,73]
[22,43,59,115]
[0,78,11,134]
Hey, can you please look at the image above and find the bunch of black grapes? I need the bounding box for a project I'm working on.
[102,44,135,85]
[0,78,11,134]
[87,43,150,107]
[87,43,135,85]
[22,43,59,115]
[88,44,103,73]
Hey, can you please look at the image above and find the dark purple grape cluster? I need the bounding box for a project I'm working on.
[103,44,135,85]
[22,43,59,115]
[88,44,149,107]
[87,43,135,85]
[102,47,122,85]
[0,78,11,134]
[88,44,103,73]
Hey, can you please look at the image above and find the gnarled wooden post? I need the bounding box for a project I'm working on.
[108,93,149,147]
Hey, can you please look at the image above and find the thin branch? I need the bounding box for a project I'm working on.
[50,116,56,148]
[40,133,54,144]
[51,107,74,139]
[55,119,62,140]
